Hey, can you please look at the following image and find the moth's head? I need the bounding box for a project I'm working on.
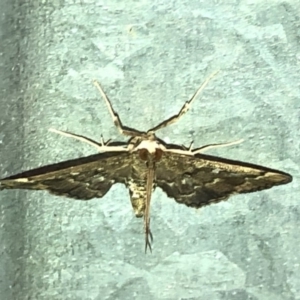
[145,130,156,139]
[128,131,157,146]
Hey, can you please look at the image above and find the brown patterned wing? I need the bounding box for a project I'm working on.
[155,152,292,208]
[0,151,132,200]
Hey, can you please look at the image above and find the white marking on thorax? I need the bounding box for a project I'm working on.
[134,140,166,153]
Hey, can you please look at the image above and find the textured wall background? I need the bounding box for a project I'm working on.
[0,0,299,299]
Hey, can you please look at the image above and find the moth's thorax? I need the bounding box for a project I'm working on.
[134,138,165,153]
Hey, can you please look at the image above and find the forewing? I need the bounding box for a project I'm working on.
[156,152,292,208]
[0,151,132,200]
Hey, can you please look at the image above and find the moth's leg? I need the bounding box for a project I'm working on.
[186,141,194,151]
[148,71,219,132]
[164,148,193,156]
[144,165,155,253]
[192,139,244,154]
[100,134,111,146]
[93,80,144,137]
[145,221,153,253]
[49,128,128,152]
[163,139,243,156]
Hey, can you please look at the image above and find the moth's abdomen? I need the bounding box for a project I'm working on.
[126,150,158,217]
[126,179,147,217]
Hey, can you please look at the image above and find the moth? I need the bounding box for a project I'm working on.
[0,72,292,252]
